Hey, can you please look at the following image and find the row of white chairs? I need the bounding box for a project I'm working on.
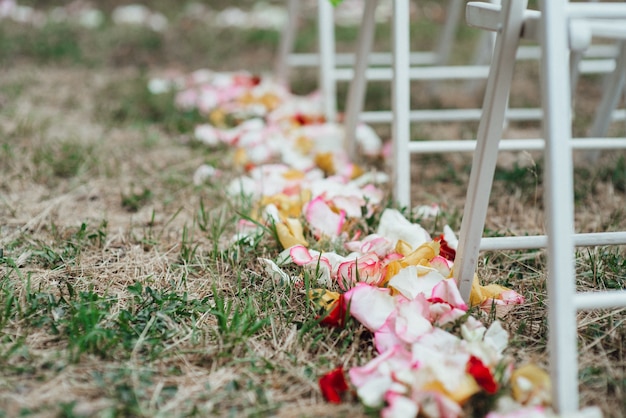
[275,0,626,414]
[457,1,626,413]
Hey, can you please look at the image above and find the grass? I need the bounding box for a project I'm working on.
[0,2,624,417]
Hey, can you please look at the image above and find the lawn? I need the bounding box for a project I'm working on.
[0,1,624,417]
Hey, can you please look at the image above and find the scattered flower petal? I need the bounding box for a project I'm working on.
[258,258,291,284]
[345,283,396,332]
[511,364,552,406]
[382,392,419,418]
[470,276,525,315]
[304,196,346,238]
[377,209,431,250]
[276,218,309,249]
[467,355,499,394]
[319,366,349,404]
[389,266,446,301]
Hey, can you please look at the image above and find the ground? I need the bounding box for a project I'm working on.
[0,1,624,417]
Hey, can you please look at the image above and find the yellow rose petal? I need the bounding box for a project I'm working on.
[469,275,486,307]
[381,260,402,286]
[401,241,440,267]
[308,288,340,311]
[421,374,480,405]
[260,93,281,110]
[314,152,335,176]
[233,148,248,168]
[261,194,302,218]
[394,239,413,256]
[511,364,552,406]
[349,163,365,180]
[209,108,226,127]
[276,218,309,249]
[468,275,519,307]
[295,136,314,154]
[282,169,305,181]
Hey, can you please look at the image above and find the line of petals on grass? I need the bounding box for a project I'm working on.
[155,69,546,417]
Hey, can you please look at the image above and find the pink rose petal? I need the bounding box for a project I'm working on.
[430,279,468,311]
[345,283,396,332]
[349,344,413,407]
[430,255,453,277]
[389,266,445,300]
[382,393,418,418]
[304,196,346,238]
[414,390,463,418]
[336,253,385,290]
[429,303,467,326]
[393,299,433,344]
[374,321,405,354]
[290,245,313,265]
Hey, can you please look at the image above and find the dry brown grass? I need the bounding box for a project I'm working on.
[0,3,625,417]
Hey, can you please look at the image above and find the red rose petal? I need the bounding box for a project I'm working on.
[319,366,349,404]
[467,355,498,394]
[319,296,348,328]
[434,235,457,261]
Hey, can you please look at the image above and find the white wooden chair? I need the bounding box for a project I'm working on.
[275,0,469,124]
[340,0,511,208]
[453,0,626,413]
[341,0,626,207]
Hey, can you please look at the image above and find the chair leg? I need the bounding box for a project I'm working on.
[539,0,579,412]
[275,0,301,85]
[392,0,411,208]
[434,0,464,66]
[344,0,379,157]
[589,40,626,137]
[318,0,337,123]
[454,0,528,301]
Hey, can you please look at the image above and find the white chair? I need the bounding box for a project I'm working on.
[453,0,626,413]
[275,0,469,124]
[341,0,512,208]
[342,0,626,208]
[589,39,626,137]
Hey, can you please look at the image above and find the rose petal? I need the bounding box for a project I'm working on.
[510,364,552,406]
[443,225,459,250]
[484,321,509,356]
[345,283,396,332]
[415,390,463,418]
[393,299,433,344]
[276,218,309,249]
[429,303,467,326]
[349,345,413,407]
[382,393,419,418]
[467,355,498,394]
[469,276,525,314]
[258,258,291,284]
[304,196,346,237]
[414,204,440,219]
[429,279,468,311]
[429,255,453,277]
[194,124,220,146]
[193,164,221,185]
[319,296,348,328]
[345,234,394,260]
[485,406,551,418]
[389,266,445,300]
[290,245,313,265]
[376,209,431,250]
[336,253,385,290]
[434,234,457,261]
[374,321,405,354]
[319,366,349,404]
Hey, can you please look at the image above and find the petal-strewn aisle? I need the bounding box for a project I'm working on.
[148,69,600,418]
